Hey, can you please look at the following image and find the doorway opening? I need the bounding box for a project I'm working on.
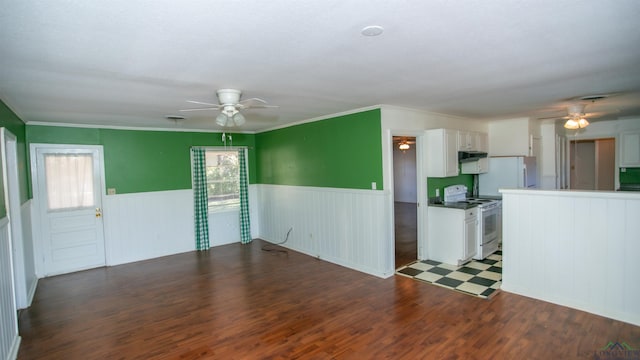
[569,138,615,190]
[392,136,417,268]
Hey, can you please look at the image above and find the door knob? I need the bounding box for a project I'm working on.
[96,208,102,218]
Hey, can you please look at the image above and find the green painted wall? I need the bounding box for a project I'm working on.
[255,109,383,189]
[620,167,640,184]
[0,100,29,218]
[26,125,256,195]
[427,166,474,198]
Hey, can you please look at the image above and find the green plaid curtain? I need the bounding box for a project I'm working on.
[191,148,210,250]
[238,148,252,244]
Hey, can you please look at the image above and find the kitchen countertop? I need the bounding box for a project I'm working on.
[427,195,502,210]
[428,199,477,210]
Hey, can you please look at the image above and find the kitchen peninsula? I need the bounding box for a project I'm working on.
[500,188,640,326]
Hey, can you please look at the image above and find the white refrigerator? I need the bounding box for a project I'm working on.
[479,156,537,196]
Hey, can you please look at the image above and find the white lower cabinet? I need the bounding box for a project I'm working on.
[427,206,478,265]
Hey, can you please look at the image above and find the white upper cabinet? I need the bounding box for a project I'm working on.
[620,131,640,167]
[477,132,489,152]
[426,128,459,177]
[458,130,488,152]
[457,130,475,151]
[428,129,489,177]
[461,157,489,174]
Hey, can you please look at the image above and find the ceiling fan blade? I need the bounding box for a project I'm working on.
[583,111,612,118]
[187,100,220,107]
[537,114,570,120]
[239,97,267,105]
[179,107,220,112]
[238,98,279,109]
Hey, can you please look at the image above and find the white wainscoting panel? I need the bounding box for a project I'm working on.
[257,184,392,278]
[208,185,260,247]
[249,185,260,239]
[209,210,240,247]
[104,190,195,266]
[0,217,21,360]
[20,200,37,309]
[501,189,640,326]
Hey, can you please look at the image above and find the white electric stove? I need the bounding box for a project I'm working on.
[442,185,501,260]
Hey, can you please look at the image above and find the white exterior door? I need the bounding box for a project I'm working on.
[33,145,106,276]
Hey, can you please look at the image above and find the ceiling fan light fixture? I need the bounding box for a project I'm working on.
[564,119,578,129]
[216,113,228,127]
[232,112,245,126]
[578,118,589,128]
[564,117,589,130]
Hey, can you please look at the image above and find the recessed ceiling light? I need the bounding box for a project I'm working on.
[361,25,384,37]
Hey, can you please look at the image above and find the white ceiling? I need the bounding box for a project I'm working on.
[1,0,640,132]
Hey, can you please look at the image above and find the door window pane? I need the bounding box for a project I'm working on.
[45,154,94,210]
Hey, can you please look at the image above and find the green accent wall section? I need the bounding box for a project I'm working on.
[26,125,256,195]
[427,168,474,198]
[255,109,383,189]
[0,100,29,216]
[620,167,640,184]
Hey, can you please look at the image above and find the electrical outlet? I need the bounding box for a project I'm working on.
[107,188,116,195]
[371,182,377,190]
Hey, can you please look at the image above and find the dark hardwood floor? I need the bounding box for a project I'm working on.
[18,239,640,359]
[395,201,417,268]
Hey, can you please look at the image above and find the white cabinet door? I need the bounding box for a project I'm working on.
[444,129,459,177]
[459,131,487,152]
[427,129,459,177]
[458,131,470,151]
[464,215,478,261]
[477,133,489,152]
[620,131,640,167]
[468,132,478,151]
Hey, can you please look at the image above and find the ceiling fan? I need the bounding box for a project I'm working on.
[539,103,609,129]
[537,94,618,130]
[180,89,278,127]
[393,136,416,150]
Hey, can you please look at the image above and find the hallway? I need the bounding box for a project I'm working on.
[394,201,417,268]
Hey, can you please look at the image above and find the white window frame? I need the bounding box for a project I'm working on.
[198,147,248,214]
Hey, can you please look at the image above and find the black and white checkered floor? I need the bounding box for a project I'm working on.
[396,251,502,299]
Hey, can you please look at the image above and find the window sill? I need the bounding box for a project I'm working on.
[208,205,240,215]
